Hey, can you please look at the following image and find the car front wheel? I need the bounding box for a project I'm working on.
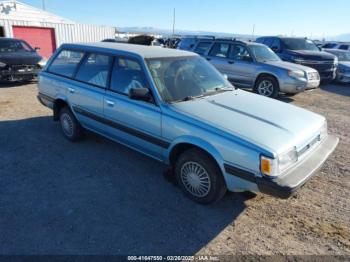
[59,107,83,142]
[175,148,227,204]
[254,76,279,98]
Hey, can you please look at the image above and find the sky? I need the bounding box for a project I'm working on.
[20,0,349,37]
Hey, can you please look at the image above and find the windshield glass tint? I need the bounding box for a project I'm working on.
[282,38,319,51]
[146,56,232,102]
[249,45,281,62]
[0,40,33,53]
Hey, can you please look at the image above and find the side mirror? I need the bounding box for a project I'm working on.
[271,46,279,52]
[242,56,253,62]
[222,74,228,80]
[129,87,151,102]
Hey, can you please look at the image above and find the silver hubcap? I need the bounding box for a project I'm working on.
[180,162,211,198]
[61,113,74,137]
[258,80,274,97]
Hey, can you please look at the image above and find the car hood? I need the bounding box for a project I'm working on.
[264,60,316,72]
[0,52,42,65]
[339,61,350,69]
[170,90,325,155]
[285,49,336,61]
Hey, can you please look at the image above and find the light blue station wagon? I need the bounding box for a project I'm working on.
[38,43,339,204]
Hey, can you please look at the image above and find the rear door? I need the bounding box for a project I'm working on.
[103,56,163,159]
[205,42,232,76]
[227,43,257,87]
[48,50,111,130]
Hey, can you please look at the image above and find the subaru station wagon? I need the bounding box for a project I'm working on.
[38,43,339,204]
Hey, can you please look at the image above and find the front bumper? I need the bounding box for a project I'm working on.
[336,72,350,84]
[256,135,339,198]
[0,67,40,81]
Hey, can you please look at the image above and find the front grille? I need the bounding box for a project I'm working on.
[301,61,336,72]
[307,72,320,81]
[297,135,320,157]
[9,65,36,72]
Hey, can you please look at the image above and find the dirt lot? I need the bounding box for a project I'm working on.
[0,82,349,255]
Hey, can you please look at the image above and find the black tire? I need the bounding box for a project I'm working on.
[254,75,279,98]
[175,148,227,204]
[59,107,83,142]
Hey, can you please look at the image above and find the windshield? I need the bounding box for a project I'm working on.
[146,56,233,103]
[0,40,34,53]
[249,45,281,62]
[282,38,319,51]
[328,51,350,61]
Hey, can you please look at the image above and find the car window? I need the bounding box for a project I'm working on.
[75,53,112,88]
[194,42,212,55]
[0,39,33,53]
[209,43,230,58]
[271,39,281,50]
[255,38,265,44]
[110,57,148,96]
[49,50,84,77]
[263,38,274,47]
[229,44,251,61]
[339,45,349,50]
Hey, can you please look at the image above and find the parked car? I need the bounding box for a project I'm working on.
[180,39,320,98]
[37,43,339,204]
[176,35,215,51]
[321,42,339,49]
[335,42,350,51]
[256,37,338,83]
[0,37,46,82]
[324,48,350,84]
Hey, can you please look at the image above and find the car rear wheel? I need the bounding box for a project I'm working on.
[175,148,227,204]
[254,76,279,98]
[59,107,83,142]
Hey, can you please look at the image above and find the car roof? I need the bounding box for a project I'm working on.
[61,42,196,59]
[198,38,265,47]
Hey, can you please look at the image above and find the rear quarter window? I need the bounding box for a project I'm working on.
[75,53,112,88]
[48,50,84,77]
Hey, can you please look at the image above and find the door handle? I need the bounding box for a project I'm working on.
[68,87,75,94]
[206,57,211,61]
[106,100,115,107]
[228,60,235,64]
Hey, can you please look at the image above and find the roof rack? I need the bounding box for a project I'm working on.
[182,35,215,39]
[215,37,237,41]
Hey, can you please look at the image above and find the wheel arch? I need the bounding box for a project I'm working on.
[53,98,69,121]
[254,72,280,90]
[167,137,226,177]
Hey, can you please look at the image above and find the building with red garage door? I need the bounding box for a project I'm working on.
[0,1,116,59]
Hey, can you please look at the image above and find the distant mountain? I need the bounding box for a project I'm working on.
[117,26,255,39]
[326,34,350,42]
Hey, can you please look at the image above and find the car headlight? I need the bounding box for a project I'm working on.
[38,58,47,68]
[261,148,298,177]
[288,70,305,79]
[0,61,7,68]
[320,121,328,141]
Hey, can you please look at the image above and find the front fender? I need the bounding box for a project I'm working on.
[165,135,226,174]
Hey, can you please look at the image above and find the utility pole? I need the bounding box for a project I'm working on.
[252,24,255,39]
[42,0,46,10]
[172,8,176,37]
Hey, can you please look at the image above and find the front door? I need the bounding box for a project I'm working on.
[103,57,163,160]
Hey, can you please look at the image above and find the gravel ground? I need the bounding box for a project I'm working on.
[0,82,349,255]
